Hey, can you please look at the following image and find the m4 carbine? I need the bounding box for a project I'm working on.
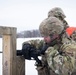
[17,43,48,66]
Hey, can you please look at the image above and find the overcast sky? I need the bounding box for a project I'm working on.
[0,0,76,32]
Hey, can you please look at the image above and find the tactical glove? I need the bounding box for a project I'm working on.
[22,43,31,60]
[22,43,42,65]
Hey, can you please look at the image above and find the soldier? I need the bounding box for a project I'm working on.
[18,17,76,75]
[39,17,76,75]
[48,7,69,29]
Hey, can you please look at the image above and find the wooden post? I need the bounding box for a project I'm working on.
[0,26,25,75]
[16,56,25,75]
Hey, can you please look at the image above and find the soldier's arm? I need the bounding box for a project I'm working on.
[22,39,44,50]
[17,39,44,62]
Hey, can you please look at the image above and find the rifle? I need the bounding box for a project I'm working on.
[17,43,49,66]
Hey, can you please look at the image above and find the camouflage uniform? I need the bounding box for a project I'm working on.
[22,17,76,75]
[39,17,76,75]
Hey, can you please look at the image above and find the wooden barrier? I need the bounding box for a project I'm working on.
[0,26,25,75]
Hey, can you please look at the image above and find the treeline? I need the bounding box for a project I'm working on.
[0,29,41,38]
[17,29,41,38]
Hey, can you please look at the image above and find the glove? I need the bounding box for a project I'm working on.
[22,43,31,60]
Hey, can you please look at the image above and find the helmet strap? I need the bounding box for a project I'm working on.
[49,33,60,46]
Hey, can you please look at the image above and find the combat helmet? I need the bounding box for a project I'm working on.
[39,17,64,36]
[48,7,66,19]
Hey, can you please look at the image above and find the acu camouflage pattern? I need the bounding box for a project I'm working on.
[48,7,69,29]
[45,38,76,75]
[48,7,66,19]
[39,17,64,36]
[23,39,44,50]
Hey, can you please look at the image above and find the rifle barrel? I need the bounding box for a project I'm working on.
[0,51,2,53]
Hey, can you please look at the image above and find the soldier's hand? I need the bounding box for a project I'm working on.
[22,43,31,59]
